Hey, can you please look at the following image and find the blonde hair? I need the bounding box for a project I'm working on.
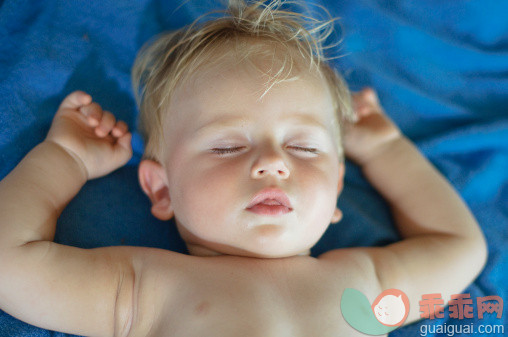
[132,0,354,162]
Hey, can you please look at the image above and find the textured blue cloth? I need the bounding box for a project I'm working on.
[0,0,506,336]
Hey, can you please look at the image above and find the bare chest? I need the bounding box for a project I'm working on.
[134,256,374,337]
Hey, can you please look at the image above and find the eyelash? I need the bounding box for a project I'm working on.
[211,147,245,155]
[288,146,319,154]
[211,146,319,155]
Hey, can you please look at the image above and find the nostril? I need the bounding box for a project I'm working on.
[252,167,289,178]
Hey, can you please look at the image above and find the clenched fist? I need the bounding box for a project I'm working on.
[343,88,402,166]
[45,91,133,180]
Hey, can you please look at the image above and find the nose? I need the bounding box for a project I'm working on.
[250,145,290,179]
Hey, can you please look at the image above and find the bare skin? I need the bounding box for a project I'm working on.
[0,87,486,337]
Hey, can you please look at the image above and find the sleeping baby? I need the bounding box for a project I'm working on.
[0,1,487,336]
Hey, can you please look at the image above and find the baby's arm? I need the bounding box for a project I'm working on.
[0,92,135,336]
[344,89,487,324]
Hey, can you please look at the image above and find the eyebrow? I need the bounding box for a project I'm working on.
[194,113,329,135]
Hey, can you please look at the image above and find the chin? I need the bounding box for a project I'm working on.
[237,225,313,257]
[184,230,315,258]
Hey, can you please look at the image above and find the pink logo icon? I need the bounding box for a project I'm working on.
[372,289,410,326]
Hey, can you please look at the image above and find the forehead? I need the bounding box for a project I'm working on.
[167,57,337,133]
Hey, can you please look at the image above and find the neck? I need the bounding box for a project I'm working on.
[186,244,223,257]
[185,242,311,258]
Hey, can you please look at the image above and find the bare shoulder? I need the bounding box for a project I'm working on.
[317,244,428,327]
[318,247,386,300]
[116,247,193,336]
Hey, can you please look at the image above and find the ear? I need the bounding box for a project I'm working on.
[337,162,345,194]
[331,208,343,224]
[331,162,345,224]
[138,159,174,220]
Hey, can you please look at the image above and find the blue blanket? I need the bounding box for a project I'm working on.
[0,1,506,336]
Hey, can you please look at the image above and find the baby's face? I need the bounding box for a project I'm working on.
[160,60,344,258]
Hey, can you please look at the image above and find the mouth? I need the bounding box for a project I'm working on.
[246,188,293,216]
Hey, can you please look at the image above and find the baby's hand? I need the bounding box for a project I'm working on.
[45,91,133,180]
[343,88,402,166]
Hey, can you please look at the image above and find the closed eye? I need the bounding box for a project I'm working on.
[210,147,245,155]
[211,145,319,156]
[287,145,319,154]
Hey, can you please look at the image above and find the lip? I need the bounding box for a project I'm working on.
[246,187,293,216]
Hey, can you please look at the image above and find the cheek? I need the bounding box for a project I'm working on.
[295,162,339,222]
[170,158,242,233]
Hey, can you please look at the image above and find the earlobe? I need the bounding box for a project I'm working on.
[138,159,174,220]
[331,208,343,224]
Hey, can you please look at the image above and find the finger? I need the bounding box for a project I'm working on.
[356,103,373,118]
[59,91,92,110]
[353,88,382,118]
[352,98,370,118]
[95,111,116,137]
[360,88,382,113]
[111,120,129,138]
[114,132,133,162]
[361,87,380,105]
[79,102,103,127]
[115,132,132,154]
